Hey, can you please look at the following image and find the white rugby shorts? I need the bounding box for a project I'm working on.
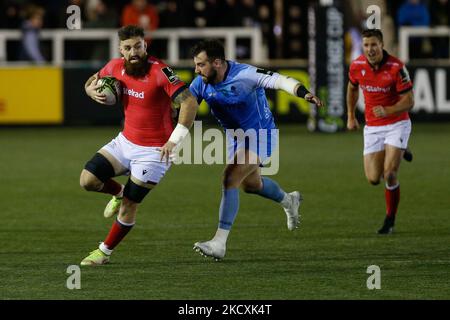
[101,132,171,184]
[363,119,412,155]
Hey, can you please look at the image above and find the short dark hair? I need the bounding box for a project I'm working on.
[362,29,383,42]
[118,25,145,41]
[191,39,225,61]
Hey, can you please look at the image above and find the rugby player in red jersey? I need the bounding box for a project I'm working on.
[79,25,198,265]
[347,29,414,234]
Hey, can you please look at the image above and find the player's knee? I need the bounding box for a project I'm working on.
[121,197,138,211]
[80,170,103,191]
[384,170,397,185]
[243,186,261,194]
[242,179,263,193]
[222,175,233,189]
[367,176,380,185]
[242,185,256,193]
[222,172,240,189]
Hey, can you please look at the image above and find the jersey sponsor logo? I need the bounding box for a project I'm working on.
[387,62,400,67]
[399,66,411,84]
[360,84,391,93]
[123,87,145,99]
[256,68,274,76]
[162,66,180,83]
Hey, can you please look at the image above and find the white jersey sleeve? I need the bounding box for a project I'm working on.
[241,64,281,90]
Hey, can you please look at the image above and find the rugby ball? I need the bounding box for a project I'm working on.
[96,76,121,105]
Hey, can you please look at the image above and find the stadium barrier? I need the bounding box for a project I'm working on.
[0,28,265,66]
[0,65,449,126]
[399,26,450,64]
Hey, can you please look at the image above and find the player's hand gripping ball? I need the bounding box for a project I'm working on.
[96,77,121,105]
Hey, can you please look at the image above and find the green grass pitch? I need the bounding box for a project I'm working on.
[0,123,449,299]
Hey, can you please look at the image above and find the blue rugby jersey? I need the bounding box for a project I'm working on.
[189,61,280,131]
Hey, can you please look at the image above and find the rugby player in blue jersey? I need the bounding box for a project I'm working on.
[189,40,323,260]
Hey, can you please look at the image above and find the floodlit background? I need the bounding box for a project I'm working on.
[0,0,449,299]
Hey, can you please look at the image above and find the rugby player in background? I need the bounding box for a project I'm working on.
[347,29,414,234]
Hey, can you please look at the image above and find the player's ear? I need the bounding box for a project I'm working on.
[118,43,123,56]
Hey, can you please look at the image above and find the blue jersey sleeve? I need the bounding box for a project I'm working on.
[189,76,204,104]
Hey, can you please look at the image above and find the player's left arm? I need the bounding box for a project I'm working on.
[274,74,324,107]
[160,88,199,162]
[373,90,414,117]
[173,88,199,130]
[253,67,323,107]
[373,65,414,118]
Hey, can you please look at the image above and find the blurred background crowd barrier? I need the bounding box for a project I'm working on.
[0,0,449,128]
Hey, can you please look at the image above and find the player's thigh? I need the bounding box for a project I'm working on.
[98,134,131,176]
[98,149,128,176]
[384,120,411,173]
[363,150,385,184]
[363,125,386,156]
[384,144,403,174]
[384,120,411,152]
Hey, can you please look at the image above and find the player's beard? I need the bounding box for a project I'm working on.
[202,69,218,84]
[124,54,150,77]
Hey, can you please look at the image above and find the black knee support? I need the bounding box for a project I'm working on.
[84,153,115,183]
[123,179,152,203]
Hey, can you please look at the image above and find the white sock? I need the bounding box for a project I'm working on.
[116,184,125,198]
[213,228,230,244]
[280,192,290,208]
[99,242,113,255]
[117,217,135,227]
[385,182,399,190]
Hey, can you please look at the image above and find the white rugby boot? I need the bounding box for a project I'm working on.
[282,191,302,231]
[193,240,226,261]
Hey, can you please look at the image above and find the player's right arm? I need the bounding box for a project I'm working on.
[347,62,360,131]
[84,72,107,104]
[346,81,360,131]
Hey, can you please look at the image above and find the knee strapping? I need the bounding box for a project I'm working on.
[123,179,151,203]
[84,153,116,183]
